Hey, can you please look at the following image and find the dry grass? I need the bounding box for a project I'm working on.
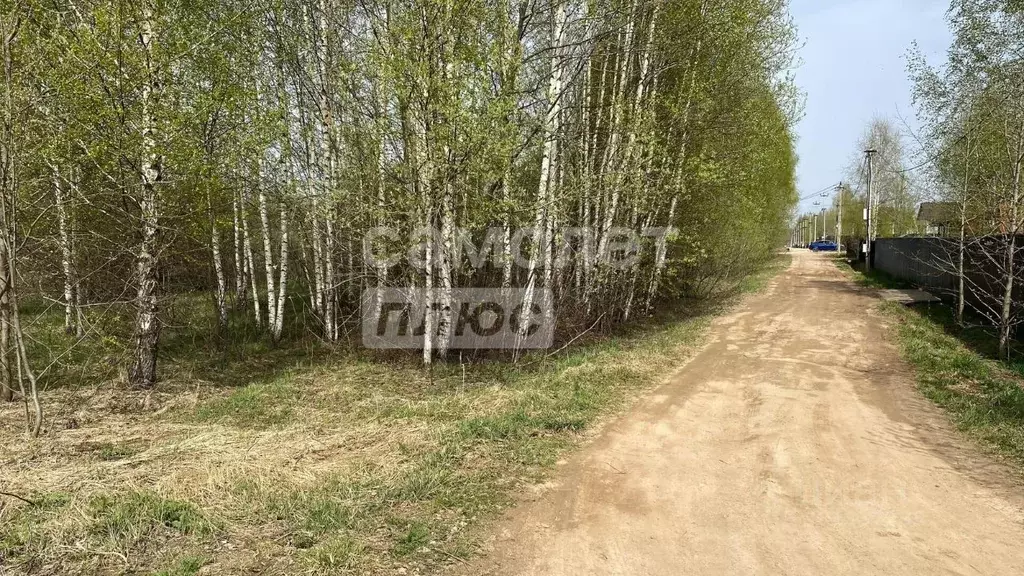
[0,261,785,575]
[1,379,442,574]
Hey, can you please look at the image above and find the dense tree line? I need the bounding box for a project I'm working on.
[910,0,1023,358]
[0,0,799,428]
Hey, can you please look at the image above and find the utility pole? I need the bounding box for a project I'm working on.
[836,182,843,251]
[811,200,823,243]
[865,149,877,270]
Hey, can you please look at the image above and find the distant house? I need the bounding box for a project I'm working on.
[917,202,958,236]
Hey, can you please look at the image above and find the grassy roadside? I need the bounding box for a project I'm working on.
[0,257,787,576]
[835,258,1024,468]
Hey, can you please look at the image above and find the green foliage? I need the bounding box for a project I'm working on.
[907,0,1024,354]
[2,0,800,395]
[909,0,1024,235]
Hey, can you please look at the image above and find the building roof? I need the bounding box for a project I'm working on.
[917,202,958,224]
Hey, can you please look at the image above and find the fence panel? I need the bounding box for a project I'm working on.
[872,236,1024,326]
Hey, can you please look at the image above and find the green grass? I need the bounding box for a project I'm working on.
[884,301,1024,462]
[151,555,209,576]
[225,261,784,569]
[1,258,788,575]
[0,492,72,570]
[17,291,342,395]
[306,536,365,573]
[89,491,217,543]
[190,377,301,428]
[838,259,1024,466]
[392,520,431,557]
[0,490,216,574]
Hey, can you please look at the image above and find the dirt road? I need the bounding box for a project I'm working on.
[467,251,1024,576]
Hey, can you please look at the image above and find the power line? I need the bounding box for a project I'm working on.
[798,182,841,202]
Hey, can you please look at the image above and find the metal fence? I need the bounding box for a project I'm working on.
[872,236,1024,323]
[873,237,958,297]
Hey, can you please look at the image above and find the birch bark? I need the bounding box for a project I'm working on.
[259,182,277,330]
[594,0,637,280]
[128,7,162,389]
[208,185,228,330]
[0,245,8,402]
[998,122,1023,359]
[233,189,247,306]
[519,0,565,340]
[241,187,262,327]
[273,203,289,341]
[52,164,81,335]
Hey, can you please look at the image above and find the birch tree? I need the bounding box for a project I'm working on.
[0,0,803,380]
[1,4,42,433]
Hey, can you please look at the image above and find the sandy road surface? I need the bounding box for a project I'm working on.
[465,251,1024,576]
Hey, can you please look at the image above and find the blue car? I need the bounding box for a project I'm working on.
[809,240,838,252]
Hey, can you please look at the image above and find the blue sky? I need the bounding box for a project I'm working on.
[790,0,953,213]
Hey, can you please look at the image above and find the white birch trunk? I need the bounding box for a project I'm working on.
[324,208,336,341]
[310,197,325,318]
[418,123,434,365]
[594,0,638,274]
[436,178,455,358]
[646,193,676,312]
[581,56,609,303]
[374,115,389,323]
[52,164,80,335]
[956,125,972,325]
[273,203,289,341]
[998,126,1023,359]
[241,187,262,327]
[212,227,228,329]
[501,172,513,291]
[2,230,41,433]
[422,205,434,365]
[128,8,161,389]
[233,189,247,305]
[519,0,564,340]
[259,183,277,331]
[206,179,228,330]
[623,209,651,322]
[316,0,339,342]
[0,16,18,403]
[0,245,10,402]
[434,18,459,359]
